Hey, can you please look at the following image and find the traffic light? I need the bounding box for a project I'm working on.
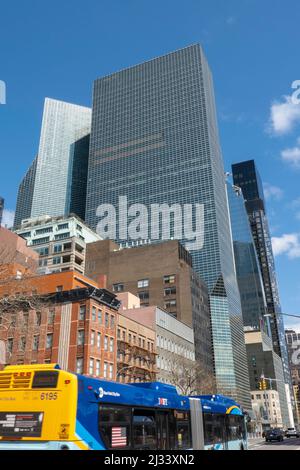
[259,380,263,390]
[262,378,267,390]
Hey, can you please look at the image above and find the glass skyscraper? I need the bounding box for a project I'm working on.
[232,160,293,407]
[86,44,251,409]
[227,183,268,332]
[14,156,37,228]
[30,98,91,219]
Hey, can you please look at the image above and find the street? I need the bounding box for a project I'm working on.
[249,437,300,450]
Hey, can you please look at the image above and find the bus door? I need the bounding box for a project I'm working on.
[156,411,169,449]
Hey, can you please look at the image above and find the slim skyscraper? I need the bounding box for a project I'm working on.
[232,160,292,406]
[86,44,251,409]
[30,98,91,220]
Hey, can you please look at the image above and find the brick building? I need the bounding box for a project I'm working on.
[0,226,38,279]
[0,272,120,380]
[117,312,156,383]
[85,239,213,372]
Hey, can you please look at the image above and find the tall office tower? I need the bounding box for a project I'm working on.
[232,160,291,388]
[0,197,4,225]
[86,44,251,409]
[232,160,290,374]
[228,183,292,427]
[14,156,37,228]
[30,98,91,220]
[227,183,268,332]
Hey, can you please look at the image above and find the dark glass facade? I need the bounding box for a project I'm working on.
[227,183,268,332]
[232,160,292,405]
[69,134,90,221]
[14,156,37,228]
[86,44,251,409]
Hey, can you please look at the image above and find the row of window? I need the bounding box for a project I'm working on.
[6,334,53,353]
[156,336,194,359]
[76,358,114,378]
[112,274,176,293]
[117,329,154,351]
[79,305,115,328]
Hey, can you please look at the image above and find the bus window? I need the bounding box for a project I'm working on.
[204,413,225,447]
[227,415,244,441]
[175,410,191,449]
[133,409,156,449]
[99,405,131,449]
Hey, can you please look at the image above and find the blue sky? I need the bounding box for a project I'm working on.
[0,0,299,327]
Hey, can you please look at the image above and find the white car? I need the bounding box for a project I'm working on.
[285,427,300,438]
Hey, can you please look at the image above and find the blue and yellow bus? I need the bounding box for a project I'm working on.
[0,364,247,450]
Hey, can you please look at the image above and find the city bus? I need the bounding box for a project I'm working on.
[0,364,247,450]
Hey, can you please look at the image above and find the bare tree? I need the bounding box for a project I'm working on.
[168,356,217,396]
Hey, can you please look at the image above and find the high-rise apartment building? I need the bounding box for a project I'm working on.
[286,329,300,424]
[14,157,37,228]
[232,160,291,395]
[85,44,250,408]
[15,214,101,275]
[16,98,91,225]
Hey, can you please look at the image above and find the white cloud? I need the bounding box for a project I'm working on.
[1,209,15,229]
[269,95,300,135]
[281,140,300,168]
[263,182,284,201]
[272,233,300,259]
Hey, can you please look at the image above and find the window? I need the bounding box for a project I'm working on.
[133,409,156,449]
[109,364,113,379]
[36,312,41,326]
[96,360,101,377]
[104,336,108,351]
[77,330,85,346]
[110,315,115,328]
[92,306,96,321]
[91,331,95,346]
[203,413,225,447]
[19,337,26,352]
[89,358,94,375]
[36,226,53,235]
[99,405,131,449]
[53,244,62,253]
[105,313,109,328]
[164,274,175,284]
[7,338,13,353]
[97,332,101,349]
[104,362,108,378]
[52,256,61,265]
[165,300,176,309]
[227,415,245,442]
[138,291,149,301]
[57,223,69,231]
[76,357,83,374]
[164,286,176,296]
[48,309,55,324]
[55,232,70,241]
[98,309,102,323]
[113,283,124,293]
[137,279,149,288]
[35,246,49,256]
[33,335,39,350]
[109,338,114,353]
[46,334,53,349]
[79,305,86,320]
